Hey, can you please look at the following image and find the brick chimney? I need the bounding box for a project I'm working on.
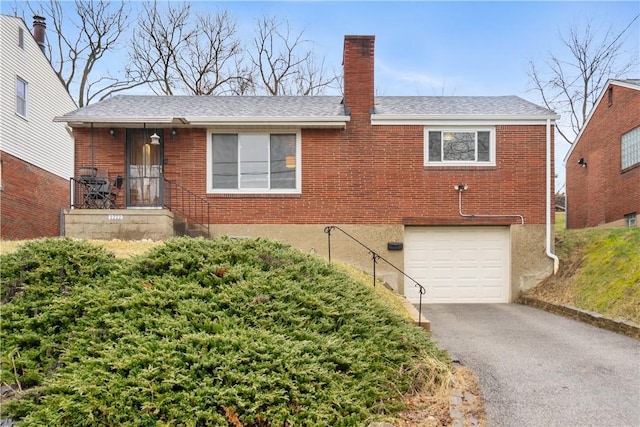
[32,15,46,53]
[343,35,375,119]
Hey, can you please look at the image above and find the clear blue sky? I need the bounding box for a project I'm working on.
[4,1,639,190]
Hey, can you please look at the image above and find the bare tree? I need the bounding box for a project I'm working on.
[17,1,338,99]
[249,16,337,95]
[129,2,248,96]
[528,16,639,144]
[22,0,145,107]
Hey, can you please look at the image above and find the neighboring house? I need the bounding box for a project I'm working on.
[55,35,559,304]
[0,15,76,239]
[565,79,640,229]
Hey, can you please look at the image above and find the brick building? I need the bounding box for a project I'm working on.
[0,15,76,239]
[56,35,559,303]
[565,79,640,229]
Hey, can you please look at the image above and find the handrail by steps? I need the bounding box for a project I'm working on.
[163,179,211,238]
[324,226,426,326]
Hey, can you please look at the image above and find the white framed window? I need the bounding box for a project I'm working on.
[16,77,27,117]
[621,126,640,170]
[424,127,495,166]
[18,27,24,49]
[625,213,637,228]
[208,131,301,194]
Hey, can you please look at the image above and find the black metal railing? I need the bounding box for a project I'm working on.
[163,179,211,238]
[324,226,426,326]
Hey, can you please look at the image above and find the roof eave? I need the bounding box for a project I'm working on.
[371,114,560,125]
[186,116,349,128]
[55,116,349,129]
[564,78,640,164]
[54,116,186,126]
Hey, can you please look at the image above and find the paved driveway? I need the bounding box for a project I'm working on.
[423,304,640,427]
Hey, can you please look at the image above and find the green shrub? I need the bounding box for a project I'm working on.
[1,238,122,389]
[1,237,449,426]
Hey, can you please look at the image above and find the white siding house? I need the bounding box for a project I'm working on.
[0,14,75,179]
[0,14,76,239]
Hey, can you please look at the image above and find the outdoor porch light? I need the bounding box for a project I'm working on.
[171,128,177,139]
[109,128,116,138]
[578,157,587,167]
[150,132,161,145]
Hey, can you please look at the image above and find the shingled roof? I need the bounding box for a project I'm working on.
[55,94,557,127]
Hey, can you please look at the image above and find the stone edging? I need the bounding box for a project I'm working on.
[399,297,431,331]
[517,296,639,340]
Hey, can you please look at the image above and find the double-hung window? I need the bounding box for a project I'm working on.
[209,132,300,193]
[16,77,27,117]
[425,128,495,166]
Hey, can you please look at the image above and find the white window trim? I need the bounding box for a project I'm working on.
[621,126,640,170]
[424,126,496,166]
[16,76,28,118]
[206,130,302,194]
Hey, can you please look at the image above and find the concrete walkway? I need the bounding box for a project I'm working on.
[423,304,640,427]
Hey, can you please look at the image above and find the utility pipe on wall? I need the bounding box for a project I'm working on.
[456,184,525,225]
[546,118,560,274]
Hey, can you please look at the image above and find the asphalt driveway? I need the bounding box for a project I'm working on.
[423,304,640,427]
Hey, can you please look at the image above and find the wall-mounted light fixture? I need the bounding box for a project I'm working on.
[109,128,116,139]
[150,132,161,145]
[171,128,177,139]
[454,183,468,192]
[578,157,587,168]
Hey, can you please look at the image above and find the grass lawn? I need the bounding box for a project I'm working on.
[529,213,640,324]
[0,237,454,426]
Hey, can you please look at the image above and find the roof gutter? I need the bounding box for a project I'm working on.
[54,116,350,129]
[546,118,559,274]
[371,114,560,125]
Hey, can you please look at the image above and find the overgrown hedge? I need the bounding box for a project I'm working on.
[1,237,449,426]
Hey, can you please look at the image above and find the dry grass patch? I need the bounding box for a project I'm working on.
[1,238,163,259]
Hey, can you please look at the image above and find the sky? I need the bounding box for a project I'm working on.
[3,1,639,191]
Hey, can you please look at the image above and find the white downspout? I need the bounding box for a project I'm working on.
[546,118,559,274]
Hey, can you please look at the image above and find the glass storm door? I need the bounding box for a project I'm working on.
[126,129,163,207]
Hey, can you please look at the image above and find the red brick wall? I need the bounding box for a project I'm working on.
[566,84,640,228]
[72,123,551,226]
[73,127,127,178]
[0,151,69,239]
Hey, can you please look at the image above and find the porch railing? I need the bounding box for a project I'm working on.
[69,176,211,238]
[163,179,211,238]
[324,226,426,326]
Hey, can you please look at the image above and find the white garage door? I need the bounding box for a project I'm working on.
[404,226,510,303]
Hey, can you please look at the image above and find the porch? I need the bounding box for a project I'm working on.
[64,174,210,240]
[63,208,177,240]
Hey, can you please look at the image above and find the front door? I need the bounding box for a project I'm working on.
[126,129,163,207]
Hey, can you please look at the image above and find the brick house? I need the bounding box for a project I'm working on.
[0,15,76,240]
[56,35,559,303]
[565,79,640,229]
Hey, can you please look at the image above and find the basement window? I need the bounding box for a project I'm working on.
[208,131,300,194]
[625,213,637,228]
[425,127,495,166]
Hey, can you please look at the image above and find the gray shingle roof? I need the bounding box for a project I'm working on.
[58,95,346,121]
[611,79,640,88]
[373,96,556,116]
[56,94,557,125]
